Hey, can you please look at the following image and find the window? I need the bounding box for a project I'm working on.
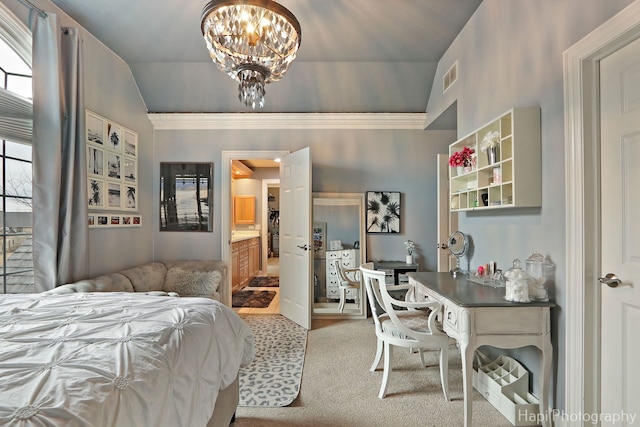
[0,6,33,294]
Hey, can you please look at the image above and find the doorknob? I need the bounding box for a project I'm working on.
[598,273,622,288]
[297,244,309,251]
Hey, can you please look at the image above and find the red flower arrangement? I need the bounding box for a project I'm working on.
[448,146,475,168]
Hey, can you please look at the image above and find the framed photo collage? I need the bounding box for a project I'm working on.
[86,110,140,228]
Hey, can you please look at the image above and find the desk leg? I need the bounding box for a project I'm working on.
[539,338,553,427]
[459,339,474,427]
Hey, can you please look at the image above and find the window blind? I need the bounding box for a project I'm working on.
[0,87,32,145]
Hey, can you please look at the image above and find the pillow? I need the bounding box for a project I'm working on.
[163,267,221,295]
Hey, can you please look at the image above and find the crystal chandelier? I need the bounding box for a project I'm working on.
[201,0,302,109]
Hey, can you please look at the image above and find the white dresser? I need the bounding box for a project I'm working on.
[325,249,360,301]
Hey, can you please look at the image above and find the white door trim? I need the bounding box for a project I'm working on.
[221,150,290,307]
[564,0,640,417]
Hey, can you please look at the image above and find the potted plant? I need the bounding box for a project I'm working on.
[404,240,416,264]
[480,130,500,164]
[448,146,475,174]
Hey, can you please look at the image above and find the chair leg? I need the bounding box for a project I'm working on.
[418,348,426,367]
[338,289,346,313]
[439,346,450,401]
[371,338,383,372]
[378,342,393,399]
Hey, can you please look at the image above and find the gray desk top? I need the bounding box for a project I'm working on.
[407,272,555,308]
[373,261,419,269]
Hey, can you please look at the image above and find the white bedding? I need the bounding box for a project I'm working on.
[0,292,255,427]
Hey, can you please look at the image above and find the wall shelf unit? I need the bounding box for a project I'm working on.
[449,108,541,212]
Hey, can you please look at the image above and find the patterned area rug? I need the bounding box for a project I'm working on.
[247,276,279,287]
[232,290,276,308]
[238,315,307,407]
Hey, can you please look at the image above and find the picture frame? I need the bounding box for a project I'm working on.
[107,182,121,209]
[106,152,121,180]
[123,185,137,211]
[89,212,142,228]
[124,130,138,158]
[366,191,401,233]
[160,162,213,232]
[86,111,104,146]
[123,157,136,183]
[313,222,327,259]
[87,178,104,208]
[87,145,104,176]
[106,121,122,152]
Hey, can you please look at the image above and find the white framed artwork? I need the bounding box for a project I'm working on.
[86,110,138,212]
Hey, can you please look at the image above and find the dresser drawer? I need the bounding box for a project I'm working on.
[345,288,358,298]
[326,286,340,298]
[443,302,463,339]
[327,278,340,287]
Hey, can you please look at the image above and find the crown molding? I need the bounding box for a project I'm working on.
[147,112,428,130]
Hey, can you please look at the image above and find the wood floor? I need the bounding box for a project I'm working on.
[232,257,280,315]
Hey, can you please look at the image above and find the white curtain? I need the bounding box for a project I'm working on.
[31,11,88,291]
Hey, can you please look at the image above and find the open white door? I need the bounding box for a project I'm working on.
[437,154,458,272]
[279,147,312,330]
[599,36,640,424]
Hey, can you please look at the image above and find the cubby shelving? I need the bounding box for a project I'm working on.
[449,108,541,212]
[473,353,541,426]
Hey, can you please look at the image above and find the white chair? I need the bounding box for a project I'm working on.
[333,259,360,313]
[359,262,450,400]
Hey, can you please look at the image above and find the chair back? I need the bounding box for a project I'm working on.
[333,259,359,286]
[361,262,443,343]
[359,262,387,331]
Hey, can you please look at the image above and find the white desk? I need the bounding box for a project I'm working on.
[407,272,554,427]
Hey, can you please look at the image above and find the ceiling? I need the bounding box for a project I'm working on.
[49,0,481,114]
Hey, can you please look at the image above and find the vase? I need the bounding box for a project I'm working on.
[487,146,499,164]
[456,166,463,175]
[406,254,413,264]
[463,165,473,173]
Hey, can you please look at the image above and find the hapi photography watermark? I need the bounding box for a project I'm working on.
[519,409,637,425]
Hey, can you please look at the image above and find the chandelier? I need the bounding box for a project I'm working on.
[201,0,302,109]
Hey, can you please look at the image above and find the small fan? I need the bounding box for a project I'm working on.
[448,231,469,277]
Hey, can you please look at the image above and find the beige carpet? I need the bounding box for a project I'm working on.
[234,317,513,427]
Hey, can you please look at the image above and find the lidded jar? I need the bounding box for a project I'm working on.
[525,251,551,302]
[504,259,533,303]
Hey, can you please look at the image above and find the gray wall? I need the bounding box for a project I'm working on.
[152,129,454,268]
[425,0,635,409]
[7,0,155,277]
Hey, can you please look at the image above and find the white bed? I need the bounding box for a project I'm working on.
[0,292,255,426]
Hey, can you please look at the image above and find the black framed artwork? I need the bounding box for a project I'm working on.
[366,191,400,233]
[159,162,213,232]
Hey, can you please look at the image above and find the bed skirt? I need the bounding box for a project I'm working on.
[207,375,239,427]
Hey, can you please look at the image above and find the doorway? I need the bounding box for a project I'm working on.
[263,180,280,276]
[564,1,640,418]
[230,160,282,315]
[221,150,289,313]
[222,148,313,330]
[233,177,281,315]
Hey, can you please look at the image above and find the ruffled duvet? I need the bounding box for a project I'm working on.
[0,292,254,427]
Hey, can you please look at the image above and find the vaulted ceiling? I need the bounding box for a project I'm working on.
[49,0,481,114]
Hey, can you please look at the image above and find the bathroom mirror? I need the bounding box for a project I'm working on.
[159,162,213,231]
[312,192,367,319]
